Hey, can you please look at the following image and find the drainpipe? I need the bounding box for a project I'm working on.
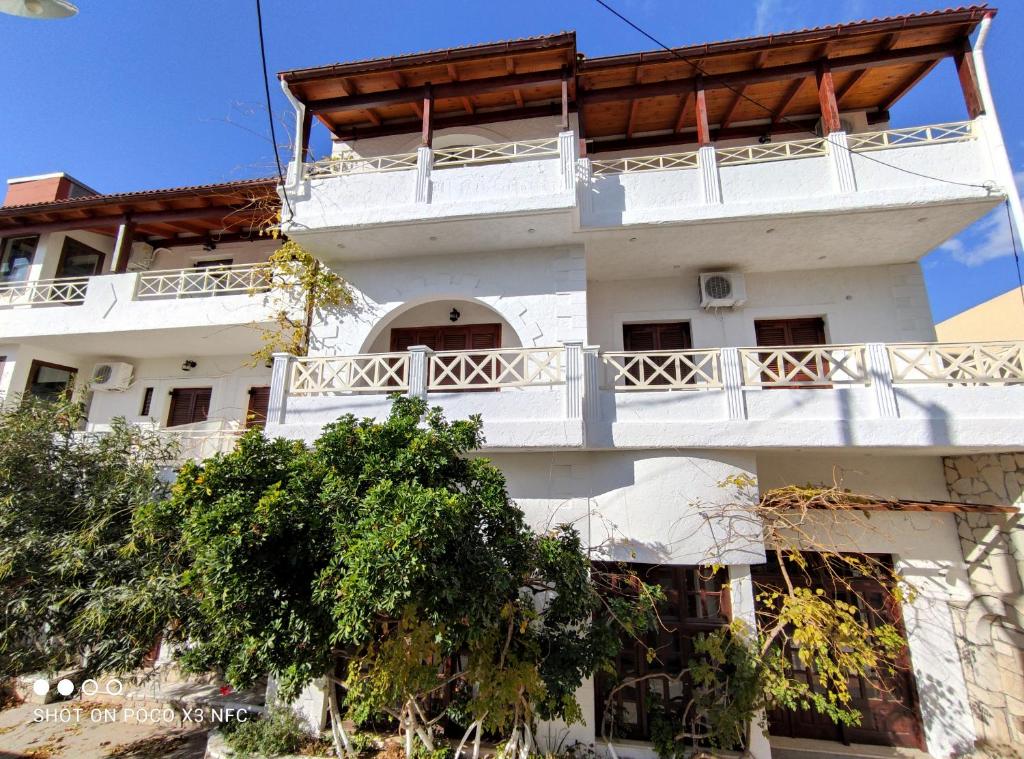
[279,79,307,190]
[972,13,1024,249]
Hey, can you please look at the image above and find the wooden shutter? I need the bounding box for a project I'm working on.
[140,387,154,416]
[754,318,825,346]
[390,324,501,352]
[623,322,692,351]
[167,387,212,427]
[246,386,271,428]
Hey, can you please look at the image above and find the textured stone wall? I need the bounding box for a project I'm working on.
[943,453,1024,755]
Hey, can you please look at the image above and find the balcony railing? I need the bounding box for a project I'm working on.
[135,263,272,299]
[0,276,90,308]
[306,151,419,178]
[739,345,869,387]
[432,138,560,168]
[77,422,244,463]
[427,347,564,390]
[887,341,1024,385]
[601,349,721,390]
[290,353,411,395]
[846,121,974,153]
[591,150,699,177]
[716,137,828,167]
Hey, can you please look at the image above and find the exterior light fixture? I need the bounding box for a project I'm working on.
[758,133,772,144]
[203,239,217,252]
[181,360,197,372]
[0,0,77,18]
[449,308,461,323]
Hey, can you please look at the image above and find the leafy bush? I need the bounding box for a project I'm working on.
[222,705,330,757]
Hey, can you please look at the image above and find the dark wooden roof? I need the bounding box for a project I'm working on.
[0,177,279,243]
[279,7,992,149]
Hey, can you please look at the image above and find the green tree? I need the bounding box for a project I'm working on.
[0,396,180,679]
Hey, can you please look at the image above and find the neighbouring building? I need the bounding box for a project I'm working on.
[936,286,1024,342]
[2,6,1023,758]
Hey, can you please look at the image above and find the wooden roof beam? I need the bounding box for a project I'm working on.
[335,102,567,142]
[878,59,940,112]
[625,66,643,139]
[836,32,900,105]
[673,91,694,133]
[719,52,767,131]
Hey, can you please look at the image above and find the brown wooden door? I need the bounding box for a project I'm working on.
[623,322,693,386]
[167,387,212,427]
[754,317,827,386]
[390,324,501,388]
[246,386,271,429]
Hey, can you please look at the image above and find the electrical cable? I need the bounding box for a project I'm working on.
[590,0,996,192]
[255,0,294,221]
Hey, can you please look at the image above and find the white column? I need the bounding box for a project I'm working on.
[292,677,329,732]
[576,157,593,219]
[563,341,583,420]
[268,352,296,425]
[826,130,857,193]
[407,345,432,400]
[865,342,899,418]
[414,146,432,203]
[280,79,307,187]
[720,347,747,420]
[558,130,578,193]
[699,145,722,204]
[582,345,601,429]
[727,565,772,759]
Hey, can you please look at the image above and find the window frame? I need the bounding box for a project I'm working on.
[25,359,78,401]
[0,235,39,283]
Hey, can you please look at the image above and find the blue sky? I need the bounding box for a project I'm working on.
[1,0,1021,323]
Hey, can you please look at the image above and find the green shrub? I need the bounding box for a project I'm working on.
[221,705,328,757]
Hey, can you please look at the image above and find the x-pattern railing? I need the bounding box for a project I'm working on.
[740,345,868,387]
[290,353,410,395]
[591,150,700,177]
[135,263,271,299]
[307,151,419,178]
[888,342,1024,385]
[432,138,559,168]
[428,347,564,390]
[601,350,721,390]
[716,137,828,167]
[0,276,90,308]
[846,121,973,152]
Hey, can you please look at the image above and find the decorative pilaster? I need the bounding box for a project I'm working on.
[720,347,746,420]
[865,342,899,418]
[563,341,584,420]
[558,130,578,193]
[582,345,601,426]
[268,352,296,425]
[407,345,432,400]
[576,157,593,216]
[414,146,432,203]
[826,130,857,193]
[699,145,722,204]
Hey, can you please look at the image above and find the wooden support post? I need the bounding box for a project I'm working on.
[816,59,842,135]
[954,38,985,119]
[421,84,434,147]
[300,108,313,162]
[561,66,570,131]
[113,215,135,273]
[576,101,588,157]
[694,77,711,146]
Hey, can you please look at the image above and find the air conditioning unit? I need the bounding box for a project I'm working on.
[699,272,747,309]
[91,362,134,391]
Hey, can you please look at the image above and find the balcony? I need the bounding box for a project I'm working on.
[265,341,1024,452]
[0,263,286,356]
[81,419,245,464]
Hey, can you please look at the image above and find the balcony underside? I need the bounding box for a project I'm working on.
[14,322,269,358]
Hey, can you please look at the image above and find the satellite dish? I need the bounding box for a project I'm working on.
[0,0,78,19]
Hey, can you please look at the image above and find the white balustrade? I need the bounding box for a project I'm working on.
[427,347,564,390]
[290,353,410,395]
[0,276,90,308]
[739,345,869,387]
[846,121,974,152]
[888,341,1024,385]
[306,151,419,178]
[432,138,559,169]
[716,137,828,167]
[591,150,699,177]
[135,263,272,299]
[601,350,721,390]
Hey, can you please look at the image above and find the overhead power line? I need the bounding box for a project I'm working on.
[255,0,294,221]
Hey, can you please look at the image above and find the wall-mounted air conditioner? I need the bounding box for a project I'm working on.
[91,362,134,391]
[698,272,747,309]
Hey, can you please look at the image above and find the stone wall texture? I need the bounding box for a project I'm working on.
[944,453,1024,756]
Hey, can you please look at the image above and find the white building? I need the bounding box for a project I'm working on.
[2,7,1023,758]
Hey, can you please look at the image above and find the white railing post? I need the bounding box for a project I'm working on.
[866,342,900,418]
[720,347,747,420]
[558,131,578,193]
[268,352,296,425]
[414,146,432,203]
[826,130,857,193]
[563,341,583,420]
[582,346,600,425]
[699,145,722,204]
[407,345,432,400]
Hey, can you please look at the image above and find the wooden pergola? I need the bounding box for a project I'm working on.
[0,178,279,271]
[279,6,992,155]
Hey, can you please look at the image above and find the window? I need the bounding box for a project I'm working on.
[621,322,694,386]
[26,360,77,401]
[166,387,212,427]
[140,387,154,417]
[391,324,502,389]
[594,563,730,741]
[0,236,38,283]
[57,237,105,278]
[754,317,828,387]
[189,258,234,296]
[246,386,271,428]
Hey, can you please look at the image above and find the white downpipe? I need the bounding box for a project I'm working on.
[972,13,1024,246]
[279,79,307,188]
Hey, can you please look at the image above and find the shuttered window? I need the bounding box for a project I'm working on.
[166,387,212,427]
[754,318,826,347]
[389,323,501,352]
[140,387,154,416]
[246,386,271,428]
[622,322,692,351]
